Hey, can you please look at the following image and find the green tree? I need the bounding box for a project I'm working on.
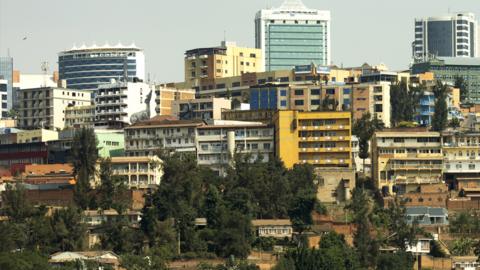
[383,198,420,251]
[97,158,130,214]
[390,81,422,127]
[1,182,35,222]
[347,188,378,268]
[449,117,461,129]
[455,76,468,103]
[376,251,414,270]
[50,207,87,251]
[432,81,448,132]
[352,112,384,173]
[71,128,98,209]
[0,251,51,270]
[451,237,475,256]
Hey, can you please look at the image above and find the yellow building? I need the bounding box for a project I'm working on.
[184,41,262,87]
[372,128,443,195]
[154,86,195,115]
[274,110,352,169]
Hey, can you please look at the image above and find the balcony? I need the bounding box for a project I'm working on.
[393,176,441,185]
[300,136,351,142]
[299,125,349,131]
[301,159,351,166]
[299,147,351,153]
[388,164,443,170]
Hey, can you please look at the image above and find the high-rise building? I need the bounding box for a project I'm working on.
[58,43,145,91]
[255,0,330,71]
[184,41,262,90]
[0,57,13,116]
[413,13,478,60]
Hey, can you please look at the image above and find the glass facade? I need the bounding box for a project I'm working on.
[58,49,143,91]
[0,57,13,117]
[266,24,327,71]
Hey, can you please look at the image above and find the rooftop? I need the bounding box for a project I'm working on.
[60,42,142,54]
[406,206,448,217]
[126,115,204,129]
[252,219,292,226]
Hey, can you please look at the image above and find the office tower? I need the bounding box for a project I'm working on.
[0,57,13,116]
[413,13,478,60]
[58,43,145,91]
[255,0,331,71]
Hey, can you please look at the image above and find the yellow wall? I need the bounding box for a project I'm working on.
[274,110,352,168]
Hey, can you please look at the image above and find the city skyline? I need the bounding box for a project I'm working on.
[1,0,479,83]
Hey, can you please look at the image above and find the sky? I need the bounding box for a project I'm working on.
[0,0,479,83]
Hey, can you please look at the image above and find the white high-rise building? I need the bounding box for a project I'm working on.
[255,0,331,71]
[413,12,478,60]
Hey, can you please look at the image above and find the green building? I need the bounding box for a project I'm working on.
[95,130,125,157]
[411,57,480,103]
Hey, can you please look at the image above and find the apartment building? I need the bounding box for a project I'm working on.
[372,129,443,195]
[196,120,274,175]
[172,97,231,120]
[443,130,480,191]
[154,85,195,115]
[184,41,262,88]
[274,110,352,168]
[17,87,91,130]
[94,156,162,188]
[95,81,156,128]
[124,116,203,156]
[16,129,58,144]
[64,105,96,128]
[351,82,391,127]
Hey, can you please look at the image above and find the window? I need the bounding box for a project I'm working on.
[326,89,335,95]
[294,89,304,96]
[294,100,304,106]
[280,100,287,107]
[311,89,320,95]
[280,90,287,96]
[250,53,256,58]
[263,143,271,150]
[311,100,320,105]
[251,143,258,150]
[469,164,475,170]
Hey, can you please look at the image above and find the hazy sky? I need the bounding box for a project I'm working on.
[1,0,479,83]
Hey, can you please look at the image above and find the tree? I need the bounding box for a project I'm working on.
[97,158,130,214]
[346,188,378,268]
[71,128,98,209]
[353,112,384,173]
[383,198,420,251]
[0,251,52,270]
[1,182,35,222]
[376,251,414,270]
[432,81,448,132]
[449,117,461,129]
[390,81,421,127]
[451,237,475,256]
[50,207,87,251]
[455,76,468,103]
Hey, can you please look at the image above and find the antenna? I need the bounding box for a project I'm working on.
[41,61,49,87]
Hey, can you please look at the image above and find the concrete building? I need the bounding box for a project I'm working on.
[64,105,96,128]
[255,0,331,70]
[411,57,480,103]
[413,13,478,60]
[58,43,145,91]
[274,110,352,169]
[184,41,262,88]
[372,129,443,195]
[0,57,13,116]
[94,156,162,188]
[0,142,49,166]
[17,87,91,130]
[172,97,231,120]
[251,219,293,239]
[351,82,391,127]
[124,116,203,156]
[16,129,58,144]
[95,81,156,128]
[196,120,274,175]
[0,127,21,145]
[314,167,355,203]
[95,130,125,157]
[154,85,196,116]
[405,206,449,226]
[443,130,480,191]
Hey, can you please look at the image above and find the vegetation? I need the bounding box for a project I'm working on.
[71,127,99,210]
[455,76,468,103]
[352,112,384,172]
[431,81,449,132]
[390,81,422,127]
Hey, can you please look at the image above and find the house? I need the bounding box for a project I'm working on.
[49,251,120,270]
[452,256,480,270]
[82,209,141,227]
[405,206,449,226]
[251,219,293,239]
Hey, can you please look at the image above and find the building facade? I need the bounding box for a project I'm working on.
[64,105,96,128]
[413,13,478,60]
[0,57,13,116]
[16,129,58,144]
[58,43,145,91]
[95,81,156,127]
[372,129,443,195]
[351,82,391,127]
[154,86,195,116]
[411,57,480,103]
[255,0,331,71]
[274,110,352,169]
[184,41,262,87]
[196,120,274,175]
[17,87,91,130]
[124,116,203,156]
[172,97,231,120]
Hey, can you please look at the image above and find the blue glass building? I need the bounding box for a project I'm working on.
[255,0,330,71]
[58,44,145,91]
